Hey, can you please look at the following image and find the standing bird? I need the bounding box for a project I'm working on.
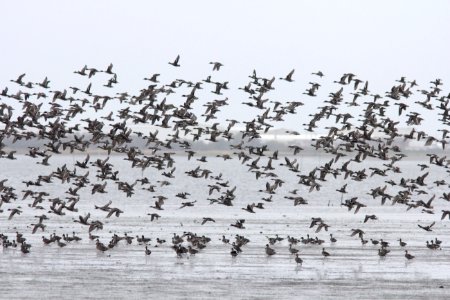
[398,239,407,247]
[21,243,31,254]
[404,250,415,260]
[378,248,390,257]
[266,244,276,256]
[265,244,276,256]
[96,240,108,252]
[330,234,337,243]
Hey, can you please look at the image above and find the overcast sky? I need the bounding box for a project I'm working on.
[1,0,449,134]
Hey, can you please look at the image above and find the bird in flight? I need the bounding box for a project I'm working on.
[169,55,181,67]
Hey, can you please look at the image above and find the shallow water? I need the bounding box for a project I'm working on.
[1,155,450,299]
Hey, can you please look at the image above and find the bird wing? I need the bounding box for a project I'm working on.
[106,210,114,218]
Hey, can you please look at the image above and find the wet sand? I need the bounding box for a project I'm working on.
[1,156,449,299]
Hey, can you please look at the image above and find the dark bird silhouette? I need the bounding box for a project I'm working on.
[95,201,112,212]
[418,221,435,231]
[201,217,216,225]
[169,55,181,67]
[210,62,223,71]
[148,213,161,221]
[398,239,407,247]
[265,244,276,256]
[106,207,124,218]
[96,239,108,252]
[231,219,245,229]
[11,73,26,85]
[8,208,22,220]
[312,71,324,77]
[242,204,255,213]
[364,214,378,223]
[441,210,450,220]
[404,250,415,260]
[280,69,295,82]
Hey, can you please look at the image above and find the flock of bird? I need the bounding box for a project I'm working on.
[1,55,449,266]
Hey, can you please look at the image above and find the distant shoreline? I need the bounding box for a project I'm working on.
[5,147,443,160]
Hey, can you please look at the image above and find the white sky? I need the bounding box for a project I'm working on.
[1,0,449,134]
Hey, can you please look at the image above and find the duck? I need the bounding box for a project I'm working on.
[265,244,276,256]
[209,62,223,71]
[289,244,299,254]
[404,250,414,260]
[418,221,435,232]
[148,213,161,221]
[221,235,230,244]
[56,238,67,248]
[188,246,199,255]
[380,239,390,248]
[89,233,99,241]
[156,238,166,245]
[378,248,390,257]
[169,55,180,67]
[242,204,255,213]
[363,214,378,223]
[136,235,151,244]
[280,69,295,82]
[426,241,440,250]
[201,217,216,225]
[96,239,108,252]
[21,242,31,254]
[441,210,450,220]
[312,71,324,77]
[42,236,53,245]
[330,234,337,243]
[106,207,123,218]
